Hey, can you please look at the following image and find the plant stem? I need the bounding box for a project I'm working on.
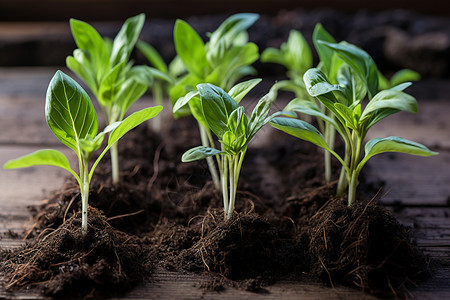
[110,142,120,184]
[80,159,90,237]
[151,83,163,132]
[221,154,229,219]
[227,154,236,220]
[199,124,221,190]
[347,170,359,206]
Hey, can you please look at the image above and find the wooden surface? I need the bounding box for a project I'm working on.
[0,68,449,299]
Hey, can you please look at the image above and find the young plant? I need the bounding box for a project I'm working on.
[270,41,438,206]
[180,83,277,220]
[171,13,260,190]
[3,71,162,236]
[67,13,167,183]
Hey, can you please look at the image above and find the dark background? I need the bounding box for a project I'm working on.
[0,1,449,79]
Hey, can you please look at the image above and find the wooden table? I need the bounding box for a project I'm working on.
[0,67,449,299]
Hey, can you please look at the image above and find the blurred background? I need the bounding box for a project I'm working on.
[0,0,449,81]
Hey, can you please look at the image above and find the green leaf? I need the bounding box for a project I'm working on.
[173,91,199,113]
[391,69,420,87]
[227,78,261,103]
[221,42,259,88]
[270,117,330,150]
[362,90,417,118]
[110,13,145,66]
[98,62,124,106]
[358,136,438,172]
[182,146,223,162]
[46,71,98,156]
[334,103,358,131]
[389,82,412,92]
[313,23,336,76]
[261,47,285,65]
[115,78,148,119]
[319,41,379,99]
[285,30,312,74]
[197,83,239,139]
[69,19,109,82]
[174,19,209,78]
[3,149,80,184]
[137,40,168,73]
[108,106,163,146]
[248,91,276,140]
[66,52,98,94]
[188,96,209,129]
[303,68,342,97]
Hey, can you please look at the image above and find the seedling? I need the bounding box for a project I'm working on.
[270,41,438,206]
[66,14,168,183]
[171,13,260,190]
[180,83,278,219]
[3,71,162,236]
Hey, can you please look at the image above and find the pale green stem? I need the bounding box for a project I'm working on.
[110,142,120,184]
[199,124,221,190]
[151,83,163,132]
[347,170,359,206]
[80,159,90,237]
[226,154,236,220]
[221,154,229,219]
[347,133,363,206]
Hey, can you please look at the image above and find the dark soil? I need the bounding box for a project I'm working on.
[1,207,150,298]
[1,116,430,297]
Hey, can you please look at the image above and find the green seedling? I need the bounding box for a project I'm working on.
[180,82,278,220]
[66,13,168,184]
[3,71,162,236]
[270,41,438,206]
[171,13,260,190]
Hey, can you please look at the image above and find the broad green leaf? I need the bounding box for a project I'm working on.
[358,136,438,172]
[197,83,239,139]
[182,146,223,162]
[270,117,330,150]
[336,64,367,104]
[137,40,168,72]
[174,19,209,78]
[313,23,336,76]
[173,91,199,113]
[109,106,163,146]
[3,149,80,184]
[110,13,145,66]
[227,78,261,103]
[320,41,379,99]
[69,19,109,81]
[46,71,98,155]
[391,69,420,87]
[362,90,417,118]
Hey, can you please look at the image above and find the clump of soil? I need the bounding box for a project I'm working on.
[307,199,430,296]
[1,207,151,298]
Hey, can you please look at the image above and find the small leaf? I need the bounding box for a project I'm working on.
[181,146,223,162]
[362,89,417,118]
[227,78,261,103]
[3,149,80,184]
[110,13,145,66]
[358,136,438,172]
[197,83,239,139]
[46,71,98,156]
[66,52,98,94]
[174,19,209,78]
[270,117,330,150]
[173,91,199,113]
[98,62,124,106]
[114,79,148,119]
[248,90,276,140]
[312,23,336,76]
[334,103,358,131]
[303,68,342,97]
[391,69,420,87]
[108,106,163,146]
[261,48,285,65]
[285,30,312,74]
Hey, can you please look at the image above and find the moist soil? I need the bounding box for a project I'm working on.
[1,117,430,297]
